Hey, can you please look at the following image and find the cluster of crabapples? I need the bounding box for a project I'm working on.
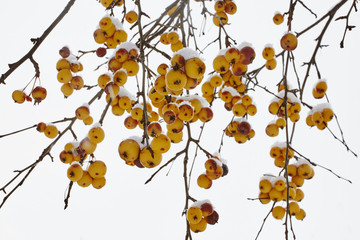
[94,15,128,49]
[211,44,256,107]
[225,118,255,144]
[213,0,237,27]
[269,141,295,168]
[258,158,314,221]
[59,118,107,189]
[266,89,301,137]
[118,136,165,168]
[12,85,47,105]
[306,103,334,130]
[36,122,59,139]
[197,155,228,189]
[56,46,84,97]
[65,153,107,190]
[262,44,277,70]
[160,31,184,53]
[186,200,219,233]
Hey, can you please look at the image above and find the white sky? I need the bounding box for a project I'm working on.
[0,1,359,240]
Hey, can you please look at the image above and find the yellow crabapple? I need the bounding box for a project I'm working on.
[118,139,141,162]
[77,171,93,188]
[272,206,286,220]
[197,174,213,189]
[67,163,84,182]
[273,13,284,25]
[189,218,207,233]
[88,160,107,179]
[44,125,58,139]
[92,177,106,189]
[187,206,203,225]
[125,11,138,24]
[139,147,162,168]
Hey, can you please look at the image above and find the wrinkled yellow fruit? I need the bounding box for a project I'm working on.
[118,139,141,162]
[77,171,93,187]
[88,160,107,179]
[187,206,203,225]
[67,163,84,182]
[44,125,58,139]
[139,147,162,168]
[272,206,285,220]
